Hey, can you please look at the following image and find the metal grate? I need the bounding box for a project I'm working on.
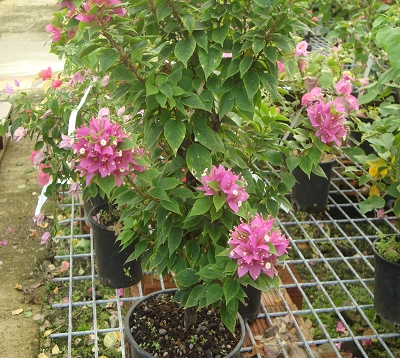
[49,156,400,358]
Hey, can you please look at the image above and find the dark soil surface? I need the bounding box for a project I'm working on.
[127,292,242,357]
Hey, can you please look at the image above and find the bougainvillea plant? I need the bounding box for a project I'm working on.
[4,0,313,334]
[280,39,360,178]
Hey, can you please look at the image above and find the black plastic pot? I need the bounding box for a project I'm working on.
[88,203,142,289]
[125,289,246,358]
[238,285,261,322]
[350,117,375,156]
[291,160,334,213]
[373,238,400,331]
[83,194,108,227]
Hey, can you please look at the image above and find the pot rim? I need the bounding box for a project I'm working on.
[124,288,246,358]
[372,237,400,267]
[87,202,116,231]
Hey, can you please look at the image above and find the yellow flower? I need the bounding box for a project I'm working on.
[367,158,388,178]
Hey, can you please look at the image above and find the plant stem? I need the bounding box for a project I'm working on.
[184,306,197,331]
[101,31,145,83]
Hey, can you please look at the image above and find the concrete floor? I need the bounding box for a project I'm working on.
[0,0,64,98]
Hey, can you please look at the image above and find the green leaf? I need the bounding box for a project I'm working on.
[239,57,253,77]
[186,240,200,267]
[49,99,60,117]
[206,283,224,305]
[308,146,323,165]
[193,117,218,151]
[136,169,161,184]
[193,30,208,52]
[376,26,400,47]
[112,65,136,82]
[200,89,213,112]
[223,279,239,303]
[286,155,301,172]
[226,58,240,79]
[198,47,223,79]
[299,157,313,178]
[148,187,170,201]
[220,301,236,334]
[260,72,278,100]
[212,24,229,45]
[359,198,374,215]
[117,137,136,151]
[186,143,212,178]
[242,71,260,100]
[160,199,181,215]
[219,92,234,118]
[235,88,254,113]
[198,265,224,280]
[155,92,167,107]
[159,83,173,99]
[174,38,196,67]
[158,178,182,190]
[263,46,277,63]
[168,227,183,255]
[131,48,142,61]
[270,33,293,52]
[181,93,206,110]
[96,175,115,198]
[186,285,204,307]
[280,171,296,190]
[81,44,98,57]
[99,49,120,74]
[188,197,212,217]
[164,119,186,155]
[175,268,199,288]
[181,14,195,35]
[172,86,186,96]
[387,43,400,72]
[318,72,334,88]
[156,3,172,21]
[213,195,226,212]
[358,89,378,105]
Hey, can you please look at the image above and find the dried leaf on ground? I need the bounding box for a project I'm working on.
[104,331,118,348]
[38,354,50,358]
[86,334,95,346]
[255,316,308,358]
[12,308,24,315]
[33,313,45,321]
[52,344,60,354]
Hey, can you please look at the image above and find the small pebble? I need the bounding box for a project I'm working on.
[159,328,167,335]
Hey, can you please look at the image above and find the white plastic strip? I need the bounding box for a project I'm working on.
[68,84,93,135]
[34,84,92,216]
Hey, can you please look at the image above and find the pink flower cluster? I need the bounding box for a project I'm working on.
[76,0,127,23]
[198,165,249,213]
[4,77,20,95]
[30,150,51,186]
[228,214,290,280]
[306,99,347,147]
[71,113,146,186]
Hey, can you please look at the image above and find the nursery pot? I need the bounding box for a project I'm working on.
[238,285,262,322]
[83,194,108,227]
[291,160,334,213]
[350,117,375,156]
[124,288,246,358]
[88,203,142,289]
[373,238,400,331]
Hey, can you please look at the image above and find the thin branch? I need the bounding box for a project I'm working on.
[102,31,145,83]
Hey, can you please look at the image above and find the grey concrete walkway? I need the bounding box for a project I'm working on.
[0,0,64,97]
[0,1,64,357]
